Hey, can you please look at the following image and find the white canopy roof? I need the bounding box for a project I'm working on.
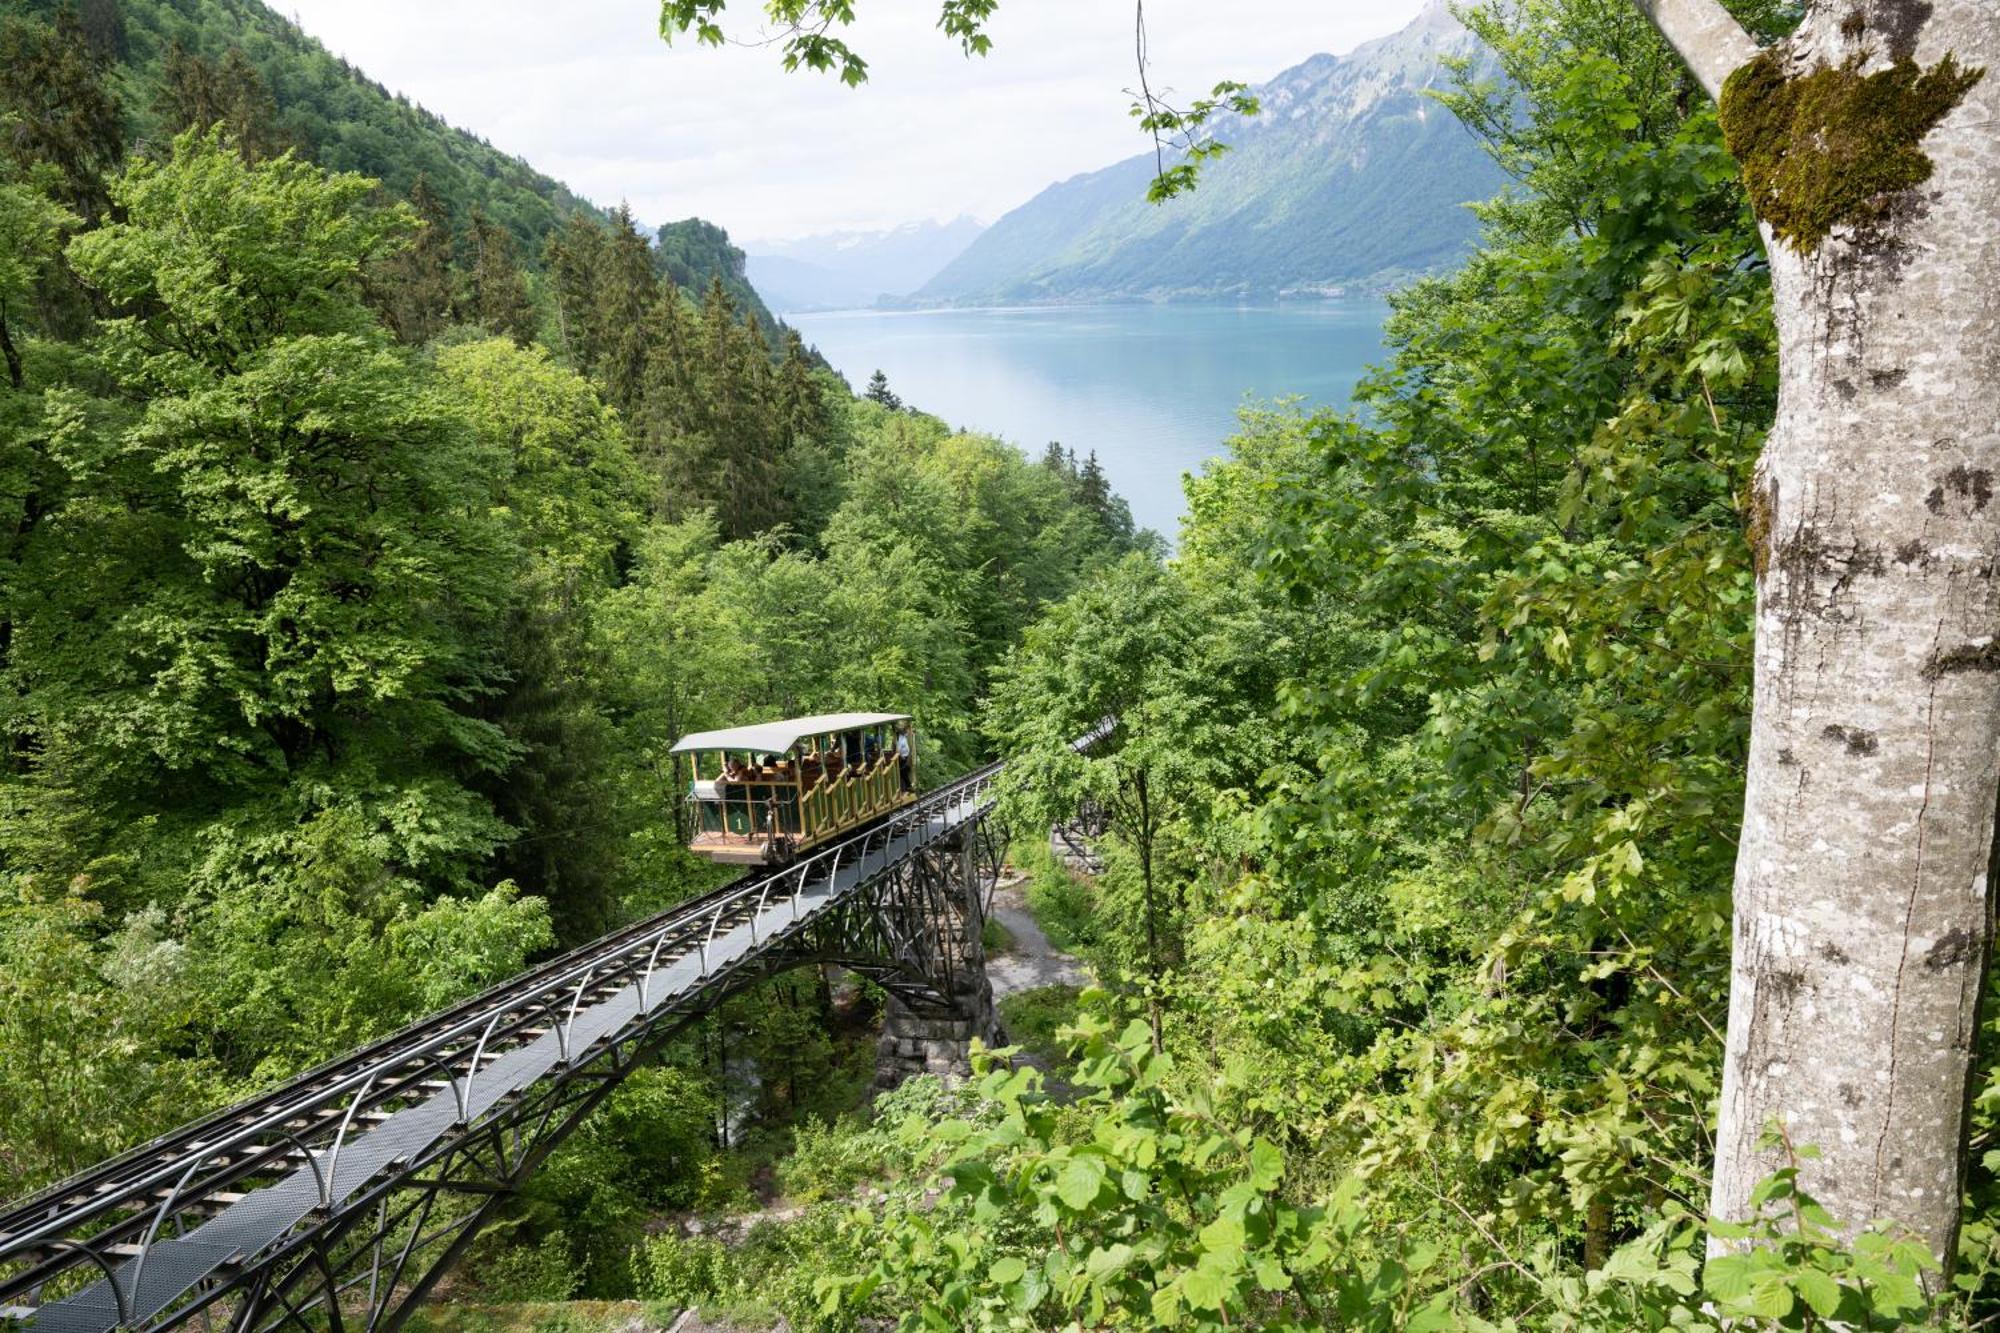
[670,712,910,756]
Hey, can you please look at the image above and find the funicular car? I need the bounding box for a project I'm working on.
[670,712,918,866]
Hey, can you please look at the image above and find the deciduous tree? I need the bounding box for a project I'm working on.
[1631,0,1997,1265]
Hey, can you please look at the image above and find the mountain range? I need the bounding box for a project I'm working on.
[746,217,986,312]
[917,0,1505,305]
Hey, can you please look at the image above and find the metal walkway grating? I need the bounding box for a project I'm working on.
[10,785,998,1333]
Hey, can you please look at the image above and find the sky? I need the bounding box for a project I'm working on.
[278,0,1429,247]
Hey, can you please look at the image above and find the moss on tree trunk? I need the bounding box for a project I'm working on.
[1718,47,1983,251]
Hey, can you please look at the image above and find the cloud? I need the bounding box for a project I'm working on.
[282,0,1429,242]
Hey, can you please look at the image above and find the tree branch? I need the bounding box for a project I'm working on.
[1626,0,1760,102]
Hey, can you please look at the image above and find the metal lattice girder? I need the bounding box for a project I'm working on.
[1,723,1109,1333]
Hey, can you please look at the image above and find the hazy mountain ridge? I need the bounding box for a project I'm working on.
[748,216,986,312]
[917,0,1505,305]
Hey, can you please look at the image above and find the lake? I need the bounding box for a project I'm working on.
[786,302,1392,540]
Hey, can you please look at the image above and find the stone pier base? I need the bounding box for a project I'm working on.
[874,975,1003,1088]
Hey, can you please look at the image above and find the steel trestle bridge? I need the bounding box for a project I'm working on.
[0,732,1103,1333]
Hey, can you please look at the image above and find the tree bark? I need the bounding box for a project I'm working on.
[1637,0,2000,1268]
[1135,766,1164,1054]
[0,302,23,391]
[1629,0,1761,98]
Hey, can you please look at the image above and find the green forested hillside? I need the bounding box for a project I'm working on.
[484,0,1998,1328]
[7,0,2000,1330]
[0,4,1139,1207]
[7,0,777,323]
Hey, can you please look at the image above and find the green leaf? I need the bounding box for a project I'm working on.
[1056,1157,1104,1210]
[1702,1254,1754,1301]
[1743,1273,1794,1319]
[989,1256,1025,1285]
[1086,1243,1134,1279]
[1792,1268,1841,1318]
[1182,1266,1230,1311]
[1247,1136,1284,1190]
[1199,1213,1246,1256]
[1408,1295,1460,1332]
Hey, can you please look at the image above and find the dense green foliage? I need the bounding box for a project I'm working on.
[0,7,1138,1207]
[9,0,2000,1329]
[597,0,1999,1328]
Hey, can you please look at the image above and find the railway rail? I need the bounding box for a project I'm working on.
[0,729,1107,1333]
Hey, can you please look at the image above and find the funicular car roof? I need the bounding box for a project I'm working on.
[668,712,910,756]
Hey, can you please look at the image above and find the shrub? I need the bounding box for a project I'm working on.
[475,1230,577,1302]
[980,914,1015,954]
[997,984,1084,1069]
[632,1231,731,1308]
[1021,848,1103,957]
[778,1115,884,1203]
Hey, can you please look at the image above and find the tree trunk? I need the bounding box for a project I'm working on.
[1135,767,1164,1054]
[1645,0,2000,1268]
[0,302,23,391]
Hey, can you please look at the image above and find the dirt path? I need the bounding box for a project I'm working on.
[985,871,1088,997]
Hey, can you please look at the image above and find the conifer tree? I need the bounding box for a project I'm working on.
[155,39,222,141]
[593,207,660,419]
[636,278,800,539]
[373,173,453,344]
[215,48,290,162]
[543,208,656,416]
[72,0,125,63]
[636,284,712,517]
[864,368,901,410]
[458,209,537,345]
[0,9,123,226]
[1077,450,1110,515]
[155,43,290,163]
[702,284,774,537]
[774,328,830,450]
[546,212,607,368]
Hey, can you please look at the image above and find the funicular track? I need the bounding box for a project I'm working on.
[0,729,1108,1333]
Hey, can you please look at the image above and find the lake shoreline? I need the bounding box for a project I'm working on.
[787,301,1392,537]
[781,294,1400,321]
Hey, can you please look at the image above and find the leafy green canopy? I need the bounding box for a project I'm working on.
[0,84,1141,1197]
[740,0,1994,1326]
